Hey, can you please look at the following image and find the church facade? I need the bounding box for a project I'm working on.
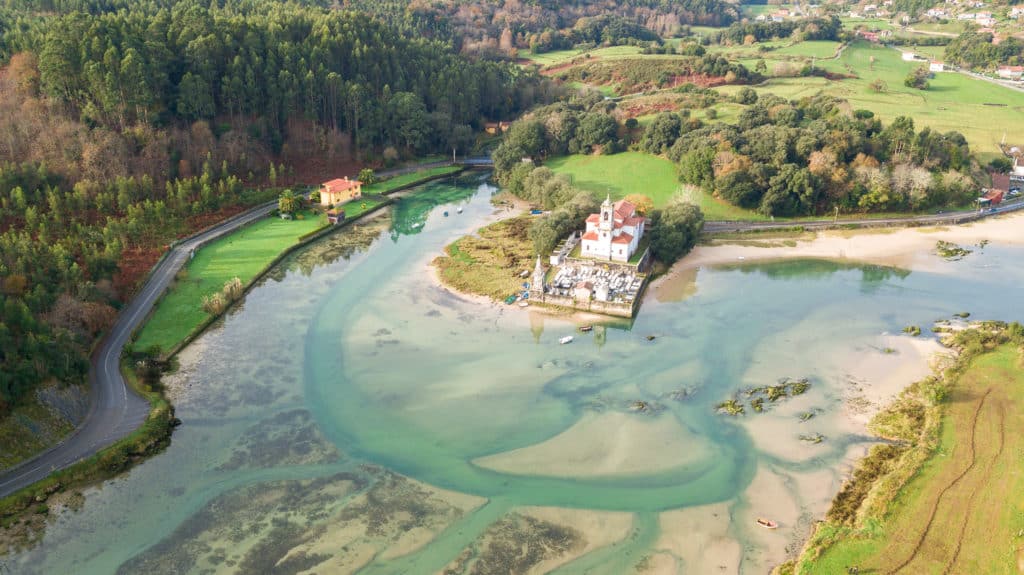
[580,196,646,263]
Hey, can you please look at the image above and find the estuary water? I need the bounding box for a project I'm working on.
[8,175,1024,574]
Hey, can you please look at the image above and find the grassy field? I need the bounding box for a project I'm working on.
[840,17,895,30]
[538,37,1024,160]
[773,40,841,59]
[364,165,461,194]
[546,152,765,220]
[518,45,645,67]
[132,208,330,352]
[568,81,619,97]
[134,165,460,353]
[802,343,1024,574]
[433,215,534,301]
[132,199,384,352]
[909,21,967,35]
[726,41,1024,160]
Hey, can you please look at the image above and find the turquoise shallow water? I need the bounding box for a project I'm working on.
[7,176,1024,574]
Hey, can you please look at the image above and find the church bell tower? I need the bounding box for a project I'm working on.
[599,194,613,233]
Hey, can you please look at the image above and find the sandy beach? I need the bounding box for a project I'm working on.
[657,212,1024,289]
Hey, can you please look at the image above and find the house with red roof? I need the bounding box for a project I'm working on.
[320,177,362,207]
[998,65,1024,80]
[580,195,646,263]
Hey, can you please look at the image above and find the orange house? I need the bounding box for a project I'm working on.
[320,177,362,207]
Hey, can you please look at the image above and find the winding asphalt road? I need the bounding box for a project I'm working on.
[0,162,472,498]
[704,199,1024,233]
[0,200,280,498]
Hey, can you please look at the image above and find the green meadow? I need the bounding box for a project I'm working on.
[546,152,764,220]
[364,166,462,194]
[722,41,1024,160]
[518,45,645,67]
[133,198,385,353]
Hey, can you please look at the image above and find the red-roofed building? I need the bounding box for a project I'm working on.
[983,189,1004,205]
[320,177,362,207]
[580,195,646,262]
[998,65,1024,80]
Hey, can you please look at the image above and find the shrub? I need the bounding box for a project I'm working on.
[358,168,377,184]
[201,292,226,315]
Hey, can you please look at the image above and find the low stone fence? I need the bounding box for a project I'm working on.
[564,247,651,274]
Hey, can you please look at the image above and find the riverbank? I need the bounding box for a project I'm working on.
[657,211,1024,298]
[136,165,466,355]
[779,323,1024,574]
[0,167,468,541]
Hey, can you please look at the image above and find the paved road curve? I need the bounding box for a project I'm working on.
[704,200,1024,234]
[0,162,466,498]
[0,201,279,498]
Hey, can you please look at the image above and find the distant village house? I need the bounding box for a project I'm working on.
[998,65,1024,79]
[930,61,945,72]
[484,121,512,135]
[856,30,887,42]
[320,177,362,207]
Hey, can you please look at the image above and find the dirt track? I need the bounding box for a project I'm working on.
[873,349,1021,575]
[887,389,994,574]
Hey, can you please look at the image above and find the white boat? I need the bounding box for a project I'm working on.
[519,301,529,308]
[457,206,463,213]
[559,336,574,345]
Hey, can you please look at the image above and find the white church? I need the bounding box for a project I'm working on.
[580,195,646,262]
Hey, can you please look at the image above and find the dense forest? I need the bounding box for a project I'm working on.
[709,16,843,45]
[343,0,739,56]
[0,0,554,417]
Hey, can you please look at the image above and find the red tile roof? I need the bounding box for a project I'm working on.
[612,200,636,219]
[623,216,645,227]
[582,231,599,241]
[322,178,362,193]
[586,214,601,224]
[611,232,634,245]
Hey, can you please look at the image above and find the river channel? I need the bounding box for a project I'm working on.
[8,174,1024,574]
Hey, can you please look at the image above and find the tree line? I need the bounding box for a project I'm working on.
[709,16,843,45]
[494,91,977,219]
[344,0,738,57]
[944,31,1024,70]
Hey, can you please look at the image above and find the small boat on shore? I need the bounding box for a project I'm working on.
[756,518,778,529]
[457,206,463,213]
[559,336,574,345]
[579,325,593,332]
[519,301,530,308]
